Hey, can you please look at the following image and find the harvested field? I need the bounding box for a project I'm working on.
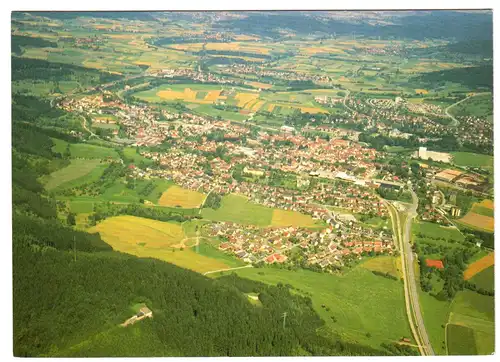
[458,212,494,232]
[158,185,206,209]
[415,89,429,94]
[464,252,494,280]
[271,209,318,228]
[89,215,229,273]
[267,104,276,112]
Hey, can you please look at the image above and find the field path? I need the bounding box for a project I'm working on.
[203,264,253,276]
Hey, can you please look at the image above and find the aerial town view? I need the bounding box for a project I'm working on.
[11,9,494,357]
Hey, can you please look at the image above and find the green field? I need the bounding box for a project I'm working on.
[470,266,494,291]
[201,194,274,226]
[451,152,494,169]
[192,241,246,268]
[69,200,95,214]
[446,324,477,355]
[446,290,495,355]
[42,159,104,190]
[69,143,120,160]
[418,289,452,355]
[123,147,154,165]
[213,266,411,350]
[413,221,465,242]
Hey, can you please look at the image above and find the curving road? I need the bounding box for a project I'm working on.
[445,92,490,127]
[401,188,435,356]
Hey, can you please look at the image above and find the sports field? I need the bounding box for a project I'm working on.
[201,194,274,226]
[42,159,104,190]
[212,266,411,350]
[270,209,318,228]
[89,215,229,273]
[463,252,494,280]
[158,185,206,208]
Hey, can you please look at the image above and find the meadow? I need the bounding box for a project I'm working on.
[212,266,412,350]
[359,256,402,279]
[450,152,494,169]
[469,266,494,291]
[446,324,477,355]
[42,159,103,190]
[89,215,230,273]
[201,194,274,226]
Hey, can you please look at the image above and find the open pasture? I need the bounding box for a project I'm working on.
[202,194,274,227]
[451,152,494,169]
[359,256,402,279]
[470,266,494,291]
[68,143,120,160]
[42,159,103,190]
[214,266,411,350]
[158,185,206,209]
[446,324,477,355]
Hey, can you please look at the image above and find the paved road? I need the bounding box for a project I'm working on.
[445,92,490,127]
[402,188,435,356]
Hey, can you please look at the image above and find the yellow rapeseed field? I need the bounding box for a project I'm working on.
[158,185,206,208]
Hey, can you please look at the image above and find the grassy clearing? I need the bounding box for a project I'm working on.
[446,324,477,355]
[213,266,411,350]
[158,185,206,209]
[89,215,229,273]
[123,147,154,165]
[270,209,318,228]
[451,152,494,169]
[42,159,103,190]
[192,241,246,268]
[69,200,95,214]
[447,290,495,355]
[413,221,465,242]
[418,290,451,355]
[201,194,273,227]
[69,143,120,160]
